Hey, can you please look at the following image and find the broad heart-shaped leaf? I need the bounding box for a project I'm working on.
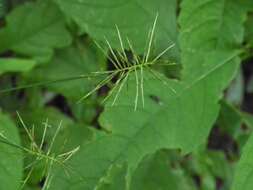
[29,43,101,100]
[0,0,71,63]
[0,58,36,75]
[54,0,179,61]
[0,112,23,190]
[49,50,239,190]
[232,132,253,190]
[48,0,248,188]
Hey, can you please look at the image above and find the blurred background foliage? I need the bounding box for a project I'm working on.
[0,0,253,190]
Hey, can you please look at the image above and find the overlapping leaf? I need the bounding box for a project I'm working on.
[30,43,101,100]
[55,0,179,61]
[130,151,194,190]
[48,0,247,189]
[49,51,239,190]
[96,151,195,190]
[0,0,71,62]
[96,164,127,190]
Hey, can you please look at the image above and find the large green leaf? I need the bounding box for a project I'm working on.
[55,0,179,60]
[0,0,71,62]
[48,0,247,189]
[48,51,238,189]
[0,112,23,190]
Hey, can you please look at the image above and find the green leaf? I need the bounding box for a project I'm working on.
[30,43,101,100]
[19,107,74,144]
[96,164,128,190]
[48,52,238,189]
[55,0,179,60]
[179,0,246,84]
[218,101,243,138]
[48,1,248,189]
[192,150,233,190]
[243,112,253,128]
[179,0,246,52]
[232,133,253,190]
[96,151,195,190]
[0,112,23,190]
[19,106,93,185]
[130,151,195,190]
[214,110,253,189]
[0,58,36,75]
[0,0,71,62]
[217,101,253,150]
[178,0,247,149]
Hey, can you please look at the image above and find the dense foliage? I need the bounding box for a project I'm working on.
[0,0,253,189]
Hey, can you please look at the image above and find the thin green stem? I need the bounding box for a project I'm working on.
[0,74,98,94]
